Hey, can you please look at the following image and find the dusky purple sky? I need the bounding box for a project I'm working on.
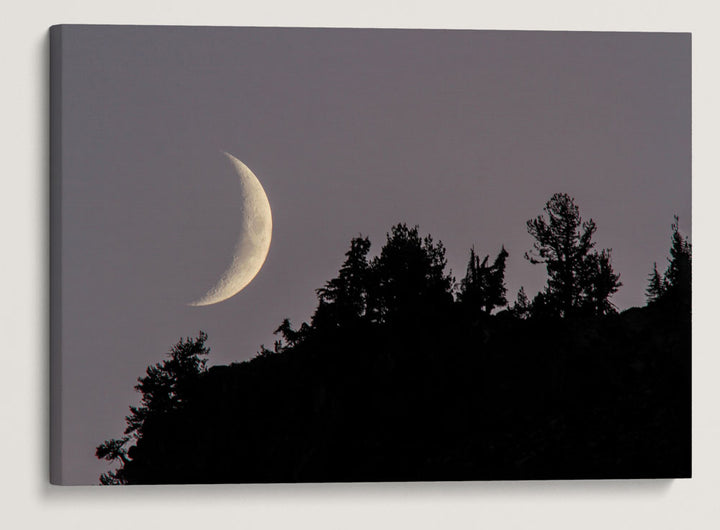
[55,26,690,484]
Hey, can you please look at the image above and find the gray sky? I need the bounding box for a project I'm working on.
[56,26,690,484]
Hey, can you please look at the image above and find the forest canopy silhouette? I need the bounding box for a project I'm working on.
[96,193,691,484]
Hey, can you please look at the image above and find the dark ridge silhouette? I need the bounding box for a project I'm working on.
[96,197,691,484]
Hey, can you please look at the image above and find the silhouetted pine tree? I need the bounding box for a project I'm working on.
[458,245,509,314]
[367,224,454,324]
[645,216,691,307]
[512,286,531,319]
[646,262,665,303]
[526,193,621,317]
[580,249,622,315]
[664,216,691,306]
[96,331,210,484]
[271,318,311,351]
[312,236,371,329]
[487,246,509,311]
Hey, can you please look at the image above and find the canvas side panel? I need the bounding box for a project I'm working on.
[49,24,63,485]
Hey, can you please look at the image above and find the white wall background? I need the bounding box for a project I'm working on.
[1,1,717,528]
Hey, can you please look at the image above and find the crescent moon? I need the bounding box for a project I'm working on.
[189,153,273,306]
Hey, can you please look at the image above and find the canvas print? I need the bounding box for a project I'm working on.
[50,25,691,485]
